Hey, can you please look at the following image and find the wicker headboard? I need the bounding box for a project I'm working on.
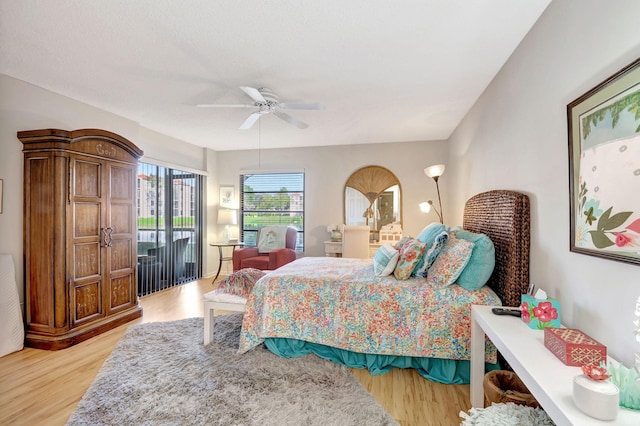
[463,190,530,307]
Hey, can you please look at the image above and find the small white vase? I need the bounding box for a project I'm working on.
[573,374,619,421]
[330,231,342,242]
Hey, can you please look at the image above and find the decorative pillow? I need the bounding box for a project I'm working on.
[416,222,448,246]
[257,226,288,253]
[412,223,448,272]
[394,239,427,280]
[393,236,412,251]
[426,236,474,286]
[413,231,449,278]
[453,229,496,290]
[214,268,266,298]
[373,244,400,276]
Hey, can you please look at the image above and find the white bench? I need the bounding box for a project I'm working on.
[203,290,247,345]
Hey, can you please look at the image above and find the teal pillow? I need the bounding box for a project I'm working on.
[416,222,447,245]
[453,229,495,290]
[373,244,400,276]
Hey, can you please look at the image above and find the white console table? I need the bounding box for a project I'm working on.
[471,304,640,425]
[324,241,381,258]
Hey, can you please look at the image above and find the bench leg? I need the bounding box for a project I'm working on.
[203,302,215,345]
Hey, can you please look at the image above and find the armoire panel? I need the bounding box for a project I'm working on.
[73,281,102,323]
[74,160,101,197]
[74,202,101,238]
[111,204,132,234]
[110,239,132,271]
[73,242,101,279]
[110,275,133,310]
[110,166,133,200]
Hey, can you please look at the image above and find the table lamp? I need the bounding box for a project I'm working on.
[217,208,237,242]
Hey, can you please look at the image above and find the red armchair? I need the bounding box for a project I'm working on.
[232,226,298,272]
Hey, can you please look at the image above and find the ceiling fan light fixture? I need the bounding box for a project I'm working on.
[198,86,324,130]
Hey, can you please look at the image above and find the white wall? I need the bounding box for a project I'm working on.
[448,0,640,366]
[0,75,216,305]
[216,140,449,257]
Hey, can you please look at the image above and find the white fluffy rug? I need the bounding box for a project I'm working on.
[460,402,555,425]
[67,314,398,426]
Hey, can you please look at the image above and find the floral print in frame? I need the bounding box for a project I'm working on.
[568,58,640,265]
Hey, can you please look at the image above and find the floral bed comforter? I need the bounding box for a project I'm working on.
[239,257,500,362]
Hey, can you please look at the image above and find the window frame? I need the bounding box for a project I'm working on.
[239,170,305,251]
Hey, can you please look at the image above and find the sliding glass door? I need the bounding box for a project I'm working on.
[136,163,203,296]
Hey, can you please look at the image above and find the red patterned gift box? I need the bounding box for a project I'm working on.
[544,328,607,366]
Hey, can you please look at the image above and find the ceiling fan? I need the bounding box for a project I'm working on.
[197,86,325,130]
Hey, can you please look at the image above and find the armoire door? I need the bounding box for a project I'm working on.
[69,154,105,326]
[69,155,137,326]
[105,160,137,314]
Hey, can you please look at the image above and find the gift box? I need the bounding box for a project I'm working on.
[544,328,607,366]
[520,294,561,329]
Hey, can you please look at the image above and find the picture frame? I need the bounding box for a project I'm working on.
[0,179,3,214]
[568,58,640,265]
[219,185,235,209]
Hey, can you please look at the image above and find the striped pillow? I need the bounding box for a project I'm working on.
[373,244,400,276]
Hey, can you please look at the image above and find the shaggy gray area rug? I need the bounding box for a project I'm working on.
[67,314,398,426]
[459,402,555,425]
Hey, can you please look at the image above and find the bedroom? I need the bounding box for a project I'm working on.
[1,0,640,425]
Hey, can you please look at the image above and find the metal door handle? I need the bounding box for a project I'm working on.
[102,227,113,247]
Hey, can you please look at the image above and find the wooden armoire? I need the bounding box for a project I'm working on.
[19,128,143,350]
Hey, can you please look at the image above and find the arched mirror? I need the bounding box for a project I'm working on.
[344,166,402,235]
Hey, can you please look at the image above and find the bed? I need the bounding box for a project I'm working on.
[238,190,530,384]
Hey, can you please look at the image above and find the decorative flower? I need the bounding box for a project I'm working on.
[520,302,530,322]
[614,228,640,247]
[582,364,611,381]
[533,301,558,323]
[616,233,632,247]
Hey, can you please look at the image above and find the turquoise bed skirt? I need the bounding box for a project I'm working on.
[264,337,499,384]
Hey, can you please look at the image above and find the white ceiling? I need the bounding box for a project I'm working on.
[0,0,550,151]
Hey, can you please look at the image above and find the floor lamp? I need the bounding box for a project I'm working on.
[420,164,445,224]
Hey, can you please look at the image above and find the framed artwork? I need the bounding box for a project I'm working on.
[0,179,3,214]
[568,58,640,265]
[219,185,235,208]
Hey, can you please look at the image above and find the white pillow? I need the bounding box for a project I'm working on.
[373,244,400,276]
[257,226,287,253]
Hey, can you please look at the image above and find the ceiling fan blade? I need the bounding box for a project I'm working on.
[278,102,326,110]
[196,104,255,108]
[273,111,309,129]
[239,112,262,130]
[240,86,266,104]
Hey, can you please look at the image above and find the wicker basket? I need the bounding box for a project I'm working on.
[483,370,540,408]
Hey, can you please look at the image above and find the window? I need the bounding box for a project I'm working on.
[240,171,304,250]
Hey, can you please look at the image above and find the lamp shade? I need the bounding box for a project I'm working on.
[217,208,237,225]
[424,164,445,178]
[419,201,432,213]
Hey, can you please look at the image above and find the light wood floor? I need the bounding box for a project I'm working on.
[0,278,471,426]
